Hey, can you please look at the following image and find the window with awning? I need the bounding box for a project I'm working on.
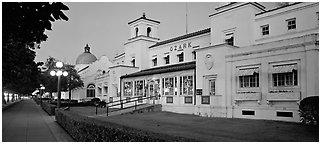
[163,54,170,64]
[271,64,298,87]
[236,68,259,76]
[237,67,259,88]
[270,64,298,73]
[152,57,157,66]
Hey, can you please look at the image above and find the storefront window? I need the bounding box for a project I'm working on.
[163,77,174,95]
[134,80,144,96]
[123,81,133,96]
[180,75,193,95]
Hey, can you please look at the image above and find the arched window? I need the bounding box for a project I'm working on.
[87,84,95,97]
[135,27,139,37]
[147,27,151,37]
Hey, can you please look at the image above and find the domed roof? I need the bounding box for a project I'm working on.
[76,44,97,64]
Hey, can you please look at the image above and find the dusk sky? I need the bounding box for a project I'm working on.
[35,2,275,64]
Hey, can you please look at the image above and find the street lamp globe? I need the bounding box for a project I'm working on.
[56,70,63,76]
[63,71,68,76]
[50,71,56,76]
[56,61,63,68]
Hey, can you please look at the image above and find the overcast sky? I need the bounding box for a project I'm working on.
[34,2,276,64]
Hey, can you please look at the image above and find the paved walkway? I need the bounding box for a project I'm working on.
[2,99,74,142]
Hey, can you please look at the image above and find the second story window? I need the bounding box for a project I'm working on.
[152,57,157,66]
[131,58,135,67]
[225,33,234,46]
[177,52,184,62]
[261,25,269,36]
[147,27,151,37]
[164,55,169,64]
[135,27,139,37]
[192,51,196,60]
[286,18,296,30]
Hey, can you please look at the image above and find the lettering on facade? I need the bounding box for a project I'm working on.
[170,42,192,51]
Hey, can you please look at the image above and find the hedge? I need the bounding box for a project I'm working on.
[299,96,319,125]
[50,101,92,107]
[41,102,57,116]
[55,109,196,142]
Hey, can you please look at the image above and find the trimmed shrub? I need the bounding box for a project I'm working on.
[299,96,319,125]
[34,98,41,105]
[41,102,57,116]
[55,109,196,142]
[90,98,101,106]
[50,101,92,107]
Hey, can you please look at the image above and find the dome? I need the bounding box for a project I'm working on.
[75,44,97,64]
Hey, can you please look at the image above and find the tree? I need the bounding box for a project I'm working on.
[2,2,69,103]
[39,56,84,99]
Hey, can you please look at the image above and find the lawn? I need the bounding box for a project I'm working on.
[69,107,318,142]
[98,111,318,142]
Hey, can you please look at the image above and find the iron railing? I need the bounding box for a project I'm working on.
[97,95,161,116]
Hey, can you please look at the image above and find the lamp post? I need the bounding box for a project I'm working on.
[50,61,68,108]
[40,85,45,104]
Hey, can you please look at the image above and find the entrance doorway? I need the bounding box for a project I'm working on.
[147,79,160,104]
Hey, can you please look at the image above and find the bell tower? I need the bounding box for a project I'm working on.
[124,13,160,70]
[128,13,160,40]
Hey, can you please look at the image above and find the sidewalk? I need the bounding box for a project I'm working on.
[2,99,74,142]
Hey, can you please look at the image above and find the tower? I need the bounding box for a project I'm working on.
[124,13,160,70]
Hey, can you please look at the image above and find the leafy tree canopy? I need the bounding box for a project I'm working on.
[39,56,84,93]
[2,2,69,95]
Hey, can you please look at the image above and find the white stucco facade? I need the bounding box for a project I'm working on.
[71,2,318,122]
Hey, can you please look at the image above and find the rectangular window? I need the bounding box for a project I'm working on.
[164,55,170,64]
[109,97,113,103]
[287,18,296,30]
[180,75,193,95]
[134,80,144,96]
[192,51,196,60]
[123,81,133,96]
[177,52,184,62]
[242,110,255,116]
[225,33,234,46]
[166,97,173,103]
[184,96,192,104]
[261,25,269,36]
[152,58,157,66]
[271,64,298,87]
[209,79,215,95]
[131,59,135,67]
[164,77,174,95]
[276,111,293,117]
[201,96,210,104]
[238,68,259,88]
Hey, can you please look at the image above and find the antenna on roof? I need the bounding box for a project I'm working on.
[185,3,188,34]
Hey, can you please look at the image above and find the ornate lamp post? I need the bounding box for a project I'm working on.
[40,85,45,104]
[50,61,68,108]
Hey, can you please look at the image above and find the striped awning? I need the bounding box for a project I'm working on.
[163,54,169,58]
[270,64,297,73]
[236,68,259,76]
